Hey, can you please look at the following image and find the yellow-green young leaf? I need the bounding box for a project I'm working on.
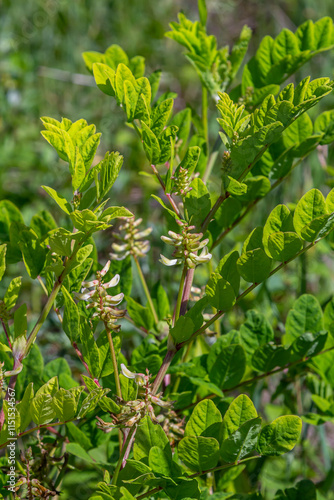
[36,376,59,397]
[92,63,116,96]
[82,51,105,73]
[124,80,138,122]
[222,394,258,440]
[283,112,313,150]
[77,388,110,418]
[42,186,72,214]
[326,188,334,212]
[100,206,133,223]
[105,44,129,69]
[185,400,222,438]
[31,393,56,425]
[66,244,93,274]
[141,122,161,164]
[171,109,192,149]
[134,77,151,121]
[158,124,178,164]
[237,248,272,283]
[151,98,174,137]
[178,436,220,472]
[206,274,236,310]
[0,244,6,281]
[98,151,124,201]
[263,204,294,255]
[221,417,262,463]
[267,232,303,262]
[257,415,302,456]
[293,188,328,241]
[52,388,77,421]
[17,382,34,432]
[208,344,246,390]
[237,176,271,202]
[133,416,171,461]
[284,294,324,345]
[115,63,136,104]
[69,147,86,192]
[0,200,24,242]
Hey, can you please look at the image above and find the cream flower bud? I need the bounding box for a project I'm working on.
[159,254,183,266]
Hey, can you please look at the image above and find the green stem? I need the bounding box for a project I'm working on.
[173,264,187,325]
[105,325,122,400]
[112,425,137,485]
[0,419,77,450]
[176,240,318,350]
[177,344,334,412]
[133,254,159,326]
[136,456,260,499]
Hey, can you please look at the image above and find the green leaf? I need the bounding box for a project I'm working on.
[43,358,71,382]
[263,204,294,254]
[284,294,324,345]
[184,178,211,227]
[52,388,77,421]
[274,479,317,500]
[80,328,101,379]
[16,382,34,432]
[133,416,171,461]
[256,415,302,456]
[11,223,46,279]
[0,244,6,281]
[126,296,154,331]
[14,304,27,339]
[66,442,96,464]
[267,232,303,262]
[252,344,289,372]
[178,436,220,472]
[66,421,93,451]
[206,274,236,310]
[124,80,138,121]
[240,310,274,357]
[100,206,133,223]
[314,110,334,145]
[293,188,328,241]
[170,297,207,345]
[290,331,327,361]
[148,446,173,477]
[171,109,192,149]
[221,394,258,439]
[0,200,24,242]
[216,250,240,296]
[185,399,222,438]
[225,176,248,196]
[220,417,262,463]
[62,287,81,342]
[237,248,272,283]
[208,344,246,389]
[31,393,56,425]
[41,186,72,214]
[93,63,116,96]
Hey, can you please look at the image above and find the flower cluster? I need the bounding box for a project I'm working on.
[160,221,212,268]
[73,261,125,332]
[96,364,173,432]
[171,166,192,197]
[110,216,152,260]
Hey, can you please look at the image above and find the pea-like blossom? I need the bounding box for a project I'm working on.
[110,217,152,260]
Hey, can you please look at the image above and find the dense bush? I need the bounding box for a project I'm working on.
[1,1,334,499]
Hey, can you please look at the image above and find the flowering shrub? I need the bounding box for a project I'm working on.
[1,3,334,499]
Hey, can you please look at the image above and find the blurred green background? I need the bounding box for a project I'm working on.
[2,1,334,498]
